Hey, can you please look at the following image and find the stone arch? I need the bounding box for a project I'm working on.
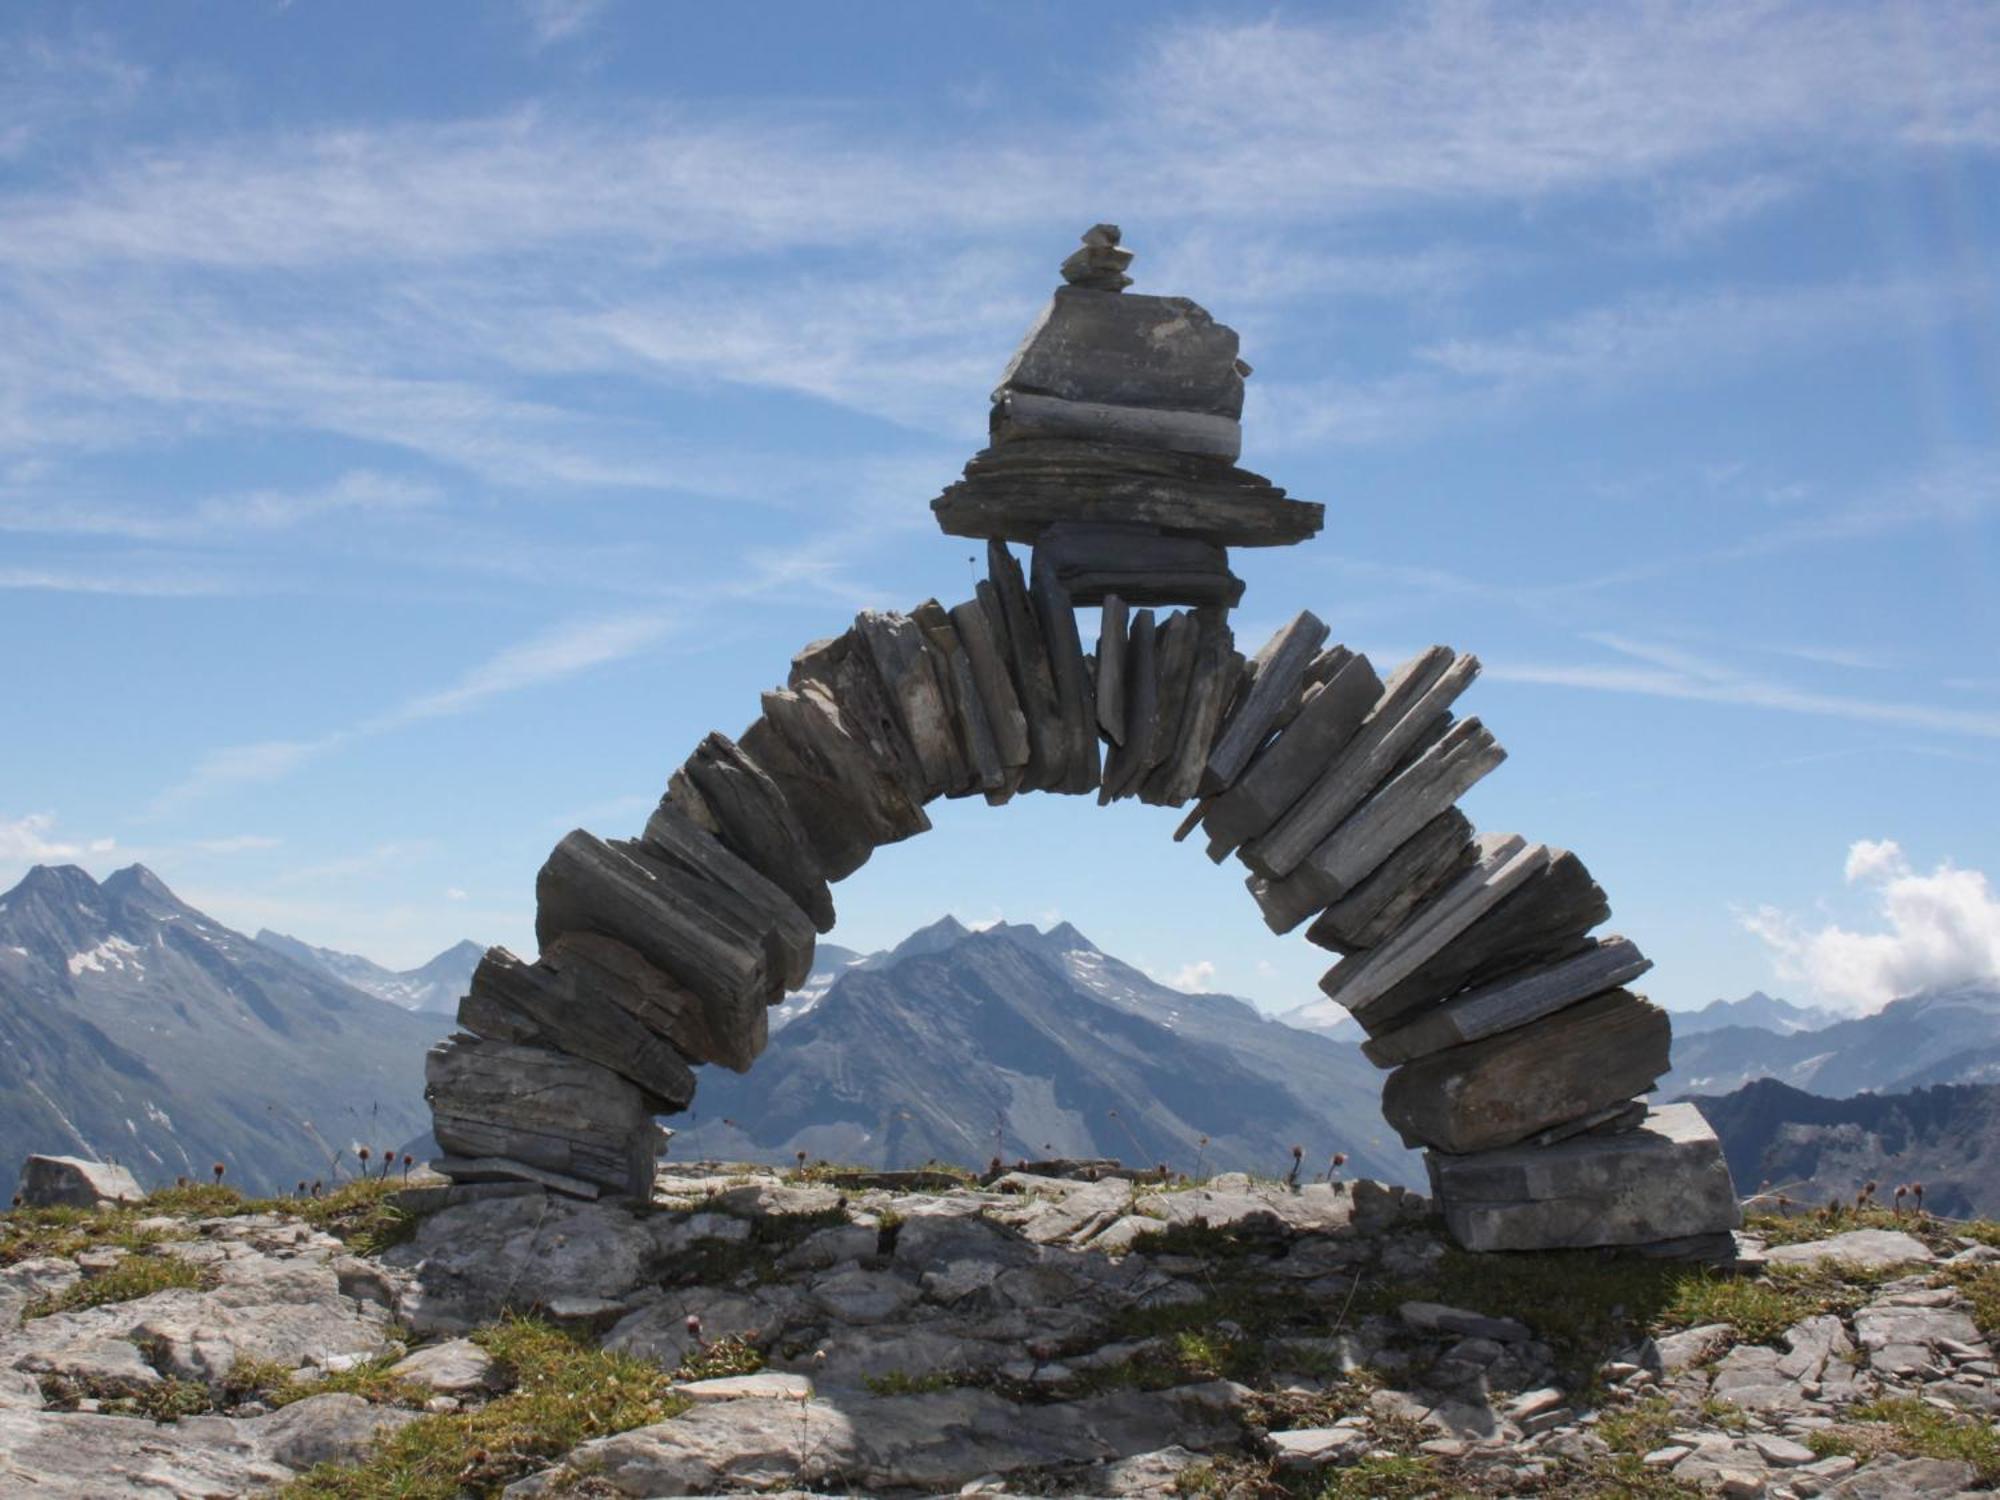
[424,228,1741,1255]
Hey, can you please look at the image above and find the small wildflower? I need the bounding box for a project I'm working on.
[212,1161,226,1184]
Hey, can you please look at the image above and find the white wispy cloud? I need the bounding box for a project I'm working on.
[188,834,282,855]
[152,609,682,812]
[0,32,144,161]
[0,811,116,866]
[1256,275,1979,450]
[521,0,608,50]
[377,610,679,726]
[0,470,439,543]
[1491,632,2000,741]
[0,564,233,596]
[1157,959,1218,994]
[1744,839,2000,1012]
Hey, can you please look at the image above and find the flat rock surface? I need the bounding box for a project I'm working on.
[9,1167,2000,1499]
[1763,1229,1936,1269]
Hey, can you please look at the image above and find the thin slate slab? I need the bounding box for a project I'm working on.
[1351,846,1612,1035]
[950,595,1030,776]
[1031,554,1101,794]
[991,389,1242,461]
[1099,608,1159,802]
[535,830,774,1062]
[1135,610,1200,804]
[987,540,1066,792]
[933,438,1323,549]
[1147,609,1238,806]
[458,943,700,1105]
[1201,610,1331,795]
[427,1034,663,1200]
[677,732,834,933]
[1244,649,1481,880]
[1292,716,1507,903]
[913,599,1007,797]
[1427,1102,1741,1252]
[1202,651,1384,861]
[640,799,817,992]
[788,632,929,801]
[1306,810,1476,956]
[1319,836,1543,1019]
[1033,522,1243,608]
[1382,988,1671,1154]
[476,932,734,1073]
[1095,596,1129,744]
[742,683,931,878]
[1363,937,1654,1066]
[853,609,971,799]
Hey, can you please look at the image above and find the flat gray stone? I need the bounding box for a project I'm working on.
[540,1379,1247,1494]
[1268,1425,1369,1464]
[1819,1456,1977,1497]
[1763,1230,1935,1270]
[1427,1102,1741,1252]
[244,1392,419,1470]
[17,1156,144,1210]
[0,1407,293,1496]
[1399,1301,1531,1344]
[386,1337,500,1394]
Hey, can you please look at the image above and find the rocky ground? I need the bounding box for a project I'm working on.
[3,1166,1999,1497]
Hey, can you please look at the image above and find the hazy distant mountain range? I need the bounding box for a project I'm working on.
[255,930,483,1014]
[12,855,1999,1211]
[1689,1078,2000,1219]
[688,916,1420,1185]
[1662,982,2000,1100]
[1660,981,2000,1217]
[1671,991,1842,1036]
[0,865,456,1199]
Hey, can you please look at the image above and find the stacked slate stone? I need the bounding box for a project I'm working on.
[422,226,1741,1253]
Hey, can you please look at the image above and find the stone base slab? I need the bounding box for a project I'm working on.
[1427,1102,1740,1253]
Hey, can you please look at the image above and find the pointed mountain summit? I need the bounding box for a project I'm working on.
[703,915,1417,1185]
[0,864,449,1198]
[255,930,484,1014]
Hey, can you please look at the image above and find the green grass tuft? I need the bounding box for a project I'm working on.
[279,1315,688,1499]
[23,1252,214,1318]
[863,1369,958,1396]
[675,1335,765,1382]
[1810,1396,2000,1484]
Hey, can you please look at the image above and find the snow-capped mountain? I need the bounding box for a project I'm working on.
[0,864,452,1199]
[255,931,483,1015]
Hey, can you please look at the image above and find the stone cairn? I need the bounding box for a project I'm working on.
[425,225,1743,1254]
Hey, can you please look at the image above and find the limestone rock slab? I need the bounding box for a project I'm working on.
[17,1156,143,1210]
[1427,1102,1741,1252]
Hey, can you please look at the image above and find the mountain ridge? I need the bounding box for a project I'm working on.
[689,915,1420,1185]
[0,863,450,1199]
[254,930,483,1014]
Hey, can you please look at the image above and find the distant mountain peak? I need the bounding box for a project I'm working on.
[102,863,200,918]
[7,863,102,901]
[1042,920,1097,953]
[252,930,482,1014]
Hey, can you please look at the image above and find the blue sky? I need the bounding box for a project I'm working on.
[2,1,1996,1019]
